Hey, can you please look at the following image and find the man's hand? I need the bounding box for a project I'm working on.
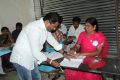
[47,58,60,67]
[51,60,60,67]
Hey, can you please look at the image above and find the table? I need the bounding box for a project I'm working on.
[101,58,120,80]
[43,52,120,80]
[0,47,11,56]
[60,58,120,80]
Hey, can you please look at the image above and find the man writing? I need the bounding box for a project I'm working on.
[10,12,69,80]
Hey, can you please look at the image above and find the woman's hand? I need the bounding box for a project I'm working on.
[64,50,77,59]
[68,50,75,56]
[63,53,73,60]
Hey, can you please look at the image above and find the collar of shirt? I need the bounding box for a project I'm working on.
[40,17,47,31]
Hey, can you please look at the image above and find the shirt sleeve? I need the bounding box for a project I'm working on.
[67,26,74,37]
[26,27,47,64]
[47,32,62,51]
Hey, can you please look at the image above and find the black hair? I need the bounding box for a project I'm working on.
[16,22,22,27]
[85,17,98,32]
[1,27,9,32]
[59,16,63,24]
[43,12,63,24]
[72,17,81,22]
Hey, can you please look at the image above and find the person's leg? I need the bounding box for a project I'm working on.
[0,57,6,74]
[31,63,41,80]
[13,63,32,80]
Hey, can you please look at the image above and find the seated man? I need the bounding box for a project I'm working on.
[67,17,84,48]
[12,22,22,42]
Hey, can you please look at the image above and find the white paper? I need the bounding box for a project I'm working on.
[44,52,63,60]
[60,56,86,68]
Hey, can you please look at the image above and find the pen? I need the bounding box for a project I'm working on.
[59,66,63,72]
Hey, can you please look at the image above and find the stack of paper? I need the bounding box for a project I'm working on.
[60,56,86,68]
[44,52,63,60]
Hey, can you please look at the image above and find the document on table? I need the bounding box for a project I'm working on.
[44,52,63,60]
[60,56,86,68]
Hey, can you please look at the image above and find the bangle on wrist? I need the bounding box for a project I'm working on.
[49,59,53,64]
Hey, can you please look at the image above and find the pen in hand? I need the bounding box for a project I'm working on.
[59,66,63,72]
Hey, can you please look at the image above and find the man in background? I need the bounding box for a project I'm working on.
[12,22,22,42]
[67,17,84,48]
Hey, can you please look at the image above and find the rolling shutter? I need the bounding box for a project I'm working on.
[33,0,120,57]
[33,0,42,19]
[118,0,120,57]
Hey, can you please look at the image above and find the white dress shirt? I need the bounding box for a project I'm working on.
[67,24,84,40]
[59,23,67,34]
[10,18,62,70]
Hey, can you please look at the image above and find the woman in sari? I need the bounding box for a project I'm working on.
[65,17,109,80]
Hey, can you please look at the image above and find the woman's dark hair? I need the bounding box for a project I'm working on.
[43,12,63,24]
[85,17,98,32]
[72,17,81,22]
[1,27,9,32]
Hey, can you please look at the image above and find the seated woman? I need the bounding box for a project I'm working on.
[0,27,14,71]
[65,17,109,80]
[0,27,14,47]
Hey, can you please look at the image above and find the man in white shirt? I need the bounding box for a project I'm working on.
[67,17,84,44]
[58,16,67,35]
[10,12,68,80]
[59,23,67,35]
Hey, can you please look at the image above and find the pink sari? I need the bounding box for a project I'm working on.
[65,31,108,80]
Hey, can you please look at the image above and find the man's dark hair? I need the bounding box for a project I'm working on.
[43,12,62,24]
[72,16,81,22]
[16,22,22,27]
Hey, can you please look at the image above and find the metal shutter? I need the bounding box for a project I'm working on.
[33,0,120,57]
[33,0,42,19]
[118,0,120,57]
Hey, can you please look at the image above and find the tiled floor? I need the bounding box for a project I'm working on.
[0,71,65,80]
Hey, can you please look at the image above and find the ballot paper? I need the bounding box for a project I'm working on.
[60,56,86,68]
[44,52,63,60]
